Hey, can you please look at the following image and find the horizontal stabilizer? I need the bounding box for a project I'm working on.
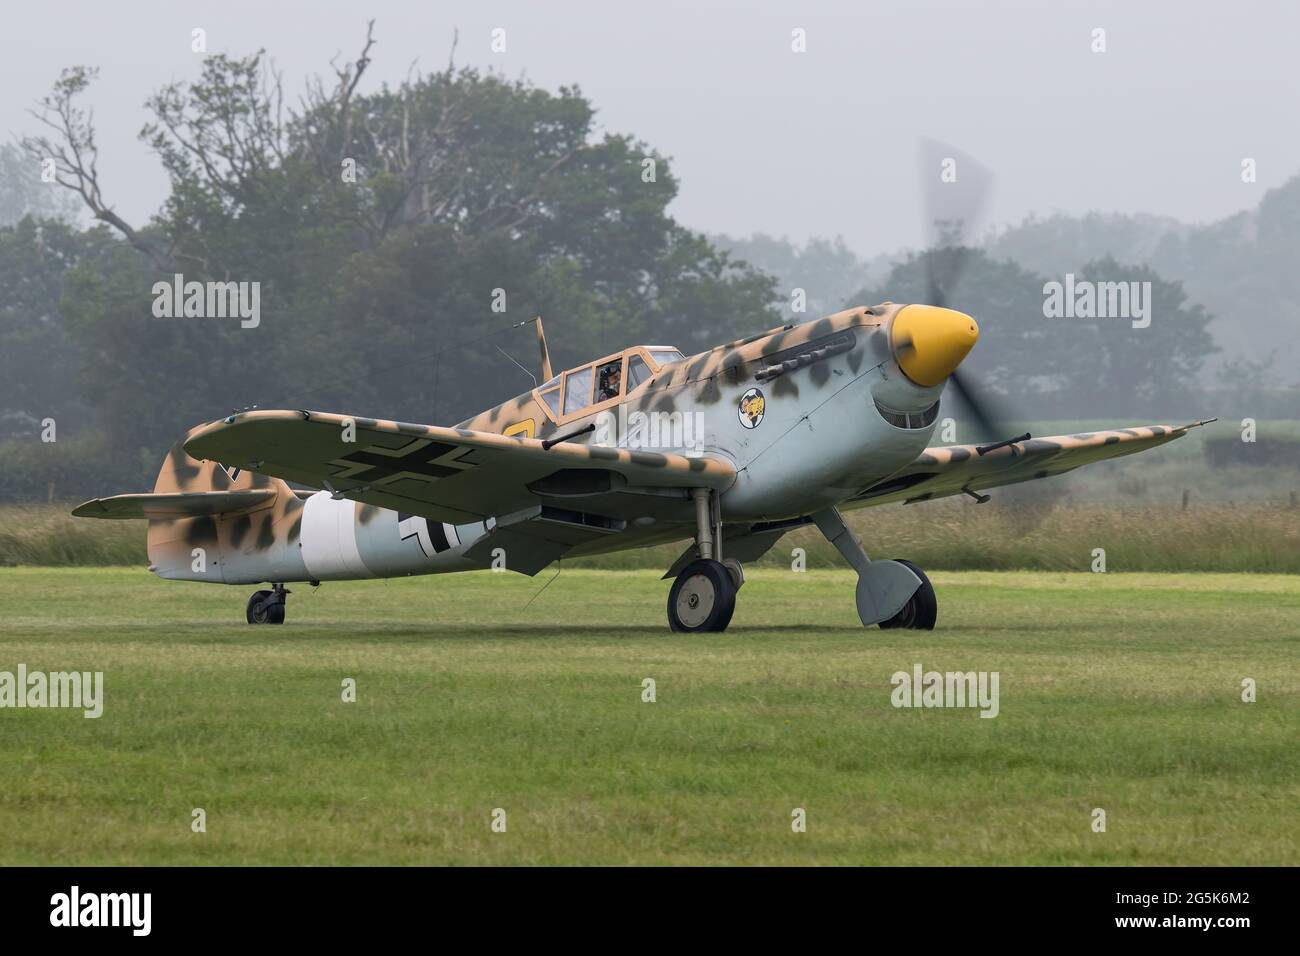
[71,489,277,520]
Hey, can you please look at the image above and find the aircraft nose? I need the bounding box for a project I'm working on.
[890,304,980,387]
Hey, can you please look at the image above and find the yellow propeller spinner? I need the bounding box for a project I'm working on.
[890,304,980,387]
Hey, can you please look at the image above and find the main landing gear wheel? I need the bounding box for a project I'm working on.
[878,559,937,630]
[668,559,737,633]
[246,585,288,625]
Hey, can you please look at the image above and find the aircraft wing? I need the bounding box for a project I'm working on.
[183,409,735,526]
[848,422,1214,509]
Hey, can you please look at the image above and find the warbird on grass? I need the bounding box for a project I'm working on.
[73,306,1211,632]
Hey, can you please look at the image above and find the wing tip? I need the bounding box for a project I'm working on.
[70,499,101,518]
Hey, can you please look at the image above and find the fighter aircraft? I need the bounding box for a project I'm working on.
[72,305,1210,632]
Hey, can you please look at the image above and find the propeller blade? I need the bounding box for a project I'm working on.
[916,140,1007,442]
[920,138,994,251]
[919,139,993,310]
[945,367,1000,442]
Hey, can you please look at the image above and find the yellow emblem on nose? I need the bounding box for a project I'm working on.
[890,305,980,387]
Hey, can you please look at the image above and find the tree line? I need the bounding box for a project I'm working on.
[0,23,1286,502]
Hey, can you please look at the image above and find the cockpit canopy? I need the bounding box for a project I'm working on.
[536,346,685,420]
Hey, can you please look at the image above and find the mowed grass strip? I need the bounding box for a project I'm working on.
[0,567,1296,865]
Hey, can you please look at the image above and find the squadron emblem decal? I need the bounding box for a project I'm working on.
[738,387,765,429]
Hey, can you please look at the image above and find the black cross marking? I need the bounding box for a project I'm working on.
[330,439,473,485]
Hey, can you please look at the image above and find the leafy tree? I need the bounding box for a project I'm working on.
[850,249,1218,419]
[984,180,1300,392]
[15,23,779,460]
[0,218,125,434]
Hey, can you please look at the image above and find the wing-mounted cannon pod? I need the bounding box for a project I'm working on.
[811,507,937,630]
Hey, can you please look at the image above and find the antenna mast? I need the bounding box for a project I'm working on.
[534,316,554,381]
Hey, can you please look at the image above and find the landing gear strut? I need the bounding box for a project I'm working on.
[246,583,288,625]
[667,489,738,633]
[812,507,935,630]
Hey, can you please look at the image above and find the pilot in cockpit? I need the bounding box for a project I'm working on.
[597,361,622,402]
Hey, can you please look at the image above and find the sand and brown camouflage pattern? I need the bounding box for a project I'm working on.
[535,315,554,381]
[73,300,1210,591]
[844,422,1211,510]
[456,388,559,440]
[456,304,897,440]
[184,410,737,527]
[633,304,890,399]
[142,426,309,582]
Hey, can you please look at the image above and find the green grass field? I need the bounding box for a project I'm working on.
[1,567,1297,865]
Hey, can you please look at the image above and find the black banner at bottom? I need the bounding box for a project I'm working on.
[0,865,1283,942]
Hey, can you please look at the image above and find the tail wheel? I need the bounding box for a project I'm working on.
[246,589,286,625]
[878,559,937,630]
[668,559,737,633]
[246,590,273,624]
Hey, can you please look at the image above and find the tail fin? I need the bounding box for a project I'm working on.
[73,424,289,517]
[150,425,304,580]
[153,424,280,494]
[73,423,303,581]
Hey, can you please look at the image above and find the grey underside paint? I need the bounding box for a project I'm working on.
[659,523,797,580]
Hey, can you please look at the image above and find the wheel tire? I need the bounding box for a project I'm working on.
[265,601,286,625]
[668,559,737,633]
[246,589,274,625]
[878,560,937,631]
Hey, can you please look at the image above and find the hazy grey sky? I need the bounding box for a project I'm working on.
[5,0,1297,256]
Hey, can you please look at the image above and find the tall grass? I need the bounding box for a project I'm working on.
[0,505,147,566]
[572,500,1300,573]
[6,500,1293,572]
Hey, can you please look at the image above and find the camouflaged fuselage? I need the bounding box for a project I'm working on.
[459,302,942,522]
[147,303,952,583]
[147,430,489,584]
[108,300,1206,589]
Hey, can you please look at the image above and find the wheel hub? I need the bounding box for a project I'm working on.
[675,574,716,629]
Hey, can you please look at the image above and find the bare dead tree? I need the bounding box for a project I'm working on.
[298,19,376,175]
[335,18,375,165]
[21,67,180,271]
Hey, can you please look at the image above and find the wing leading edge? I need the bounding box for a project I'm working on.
[848,421,1214,509]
